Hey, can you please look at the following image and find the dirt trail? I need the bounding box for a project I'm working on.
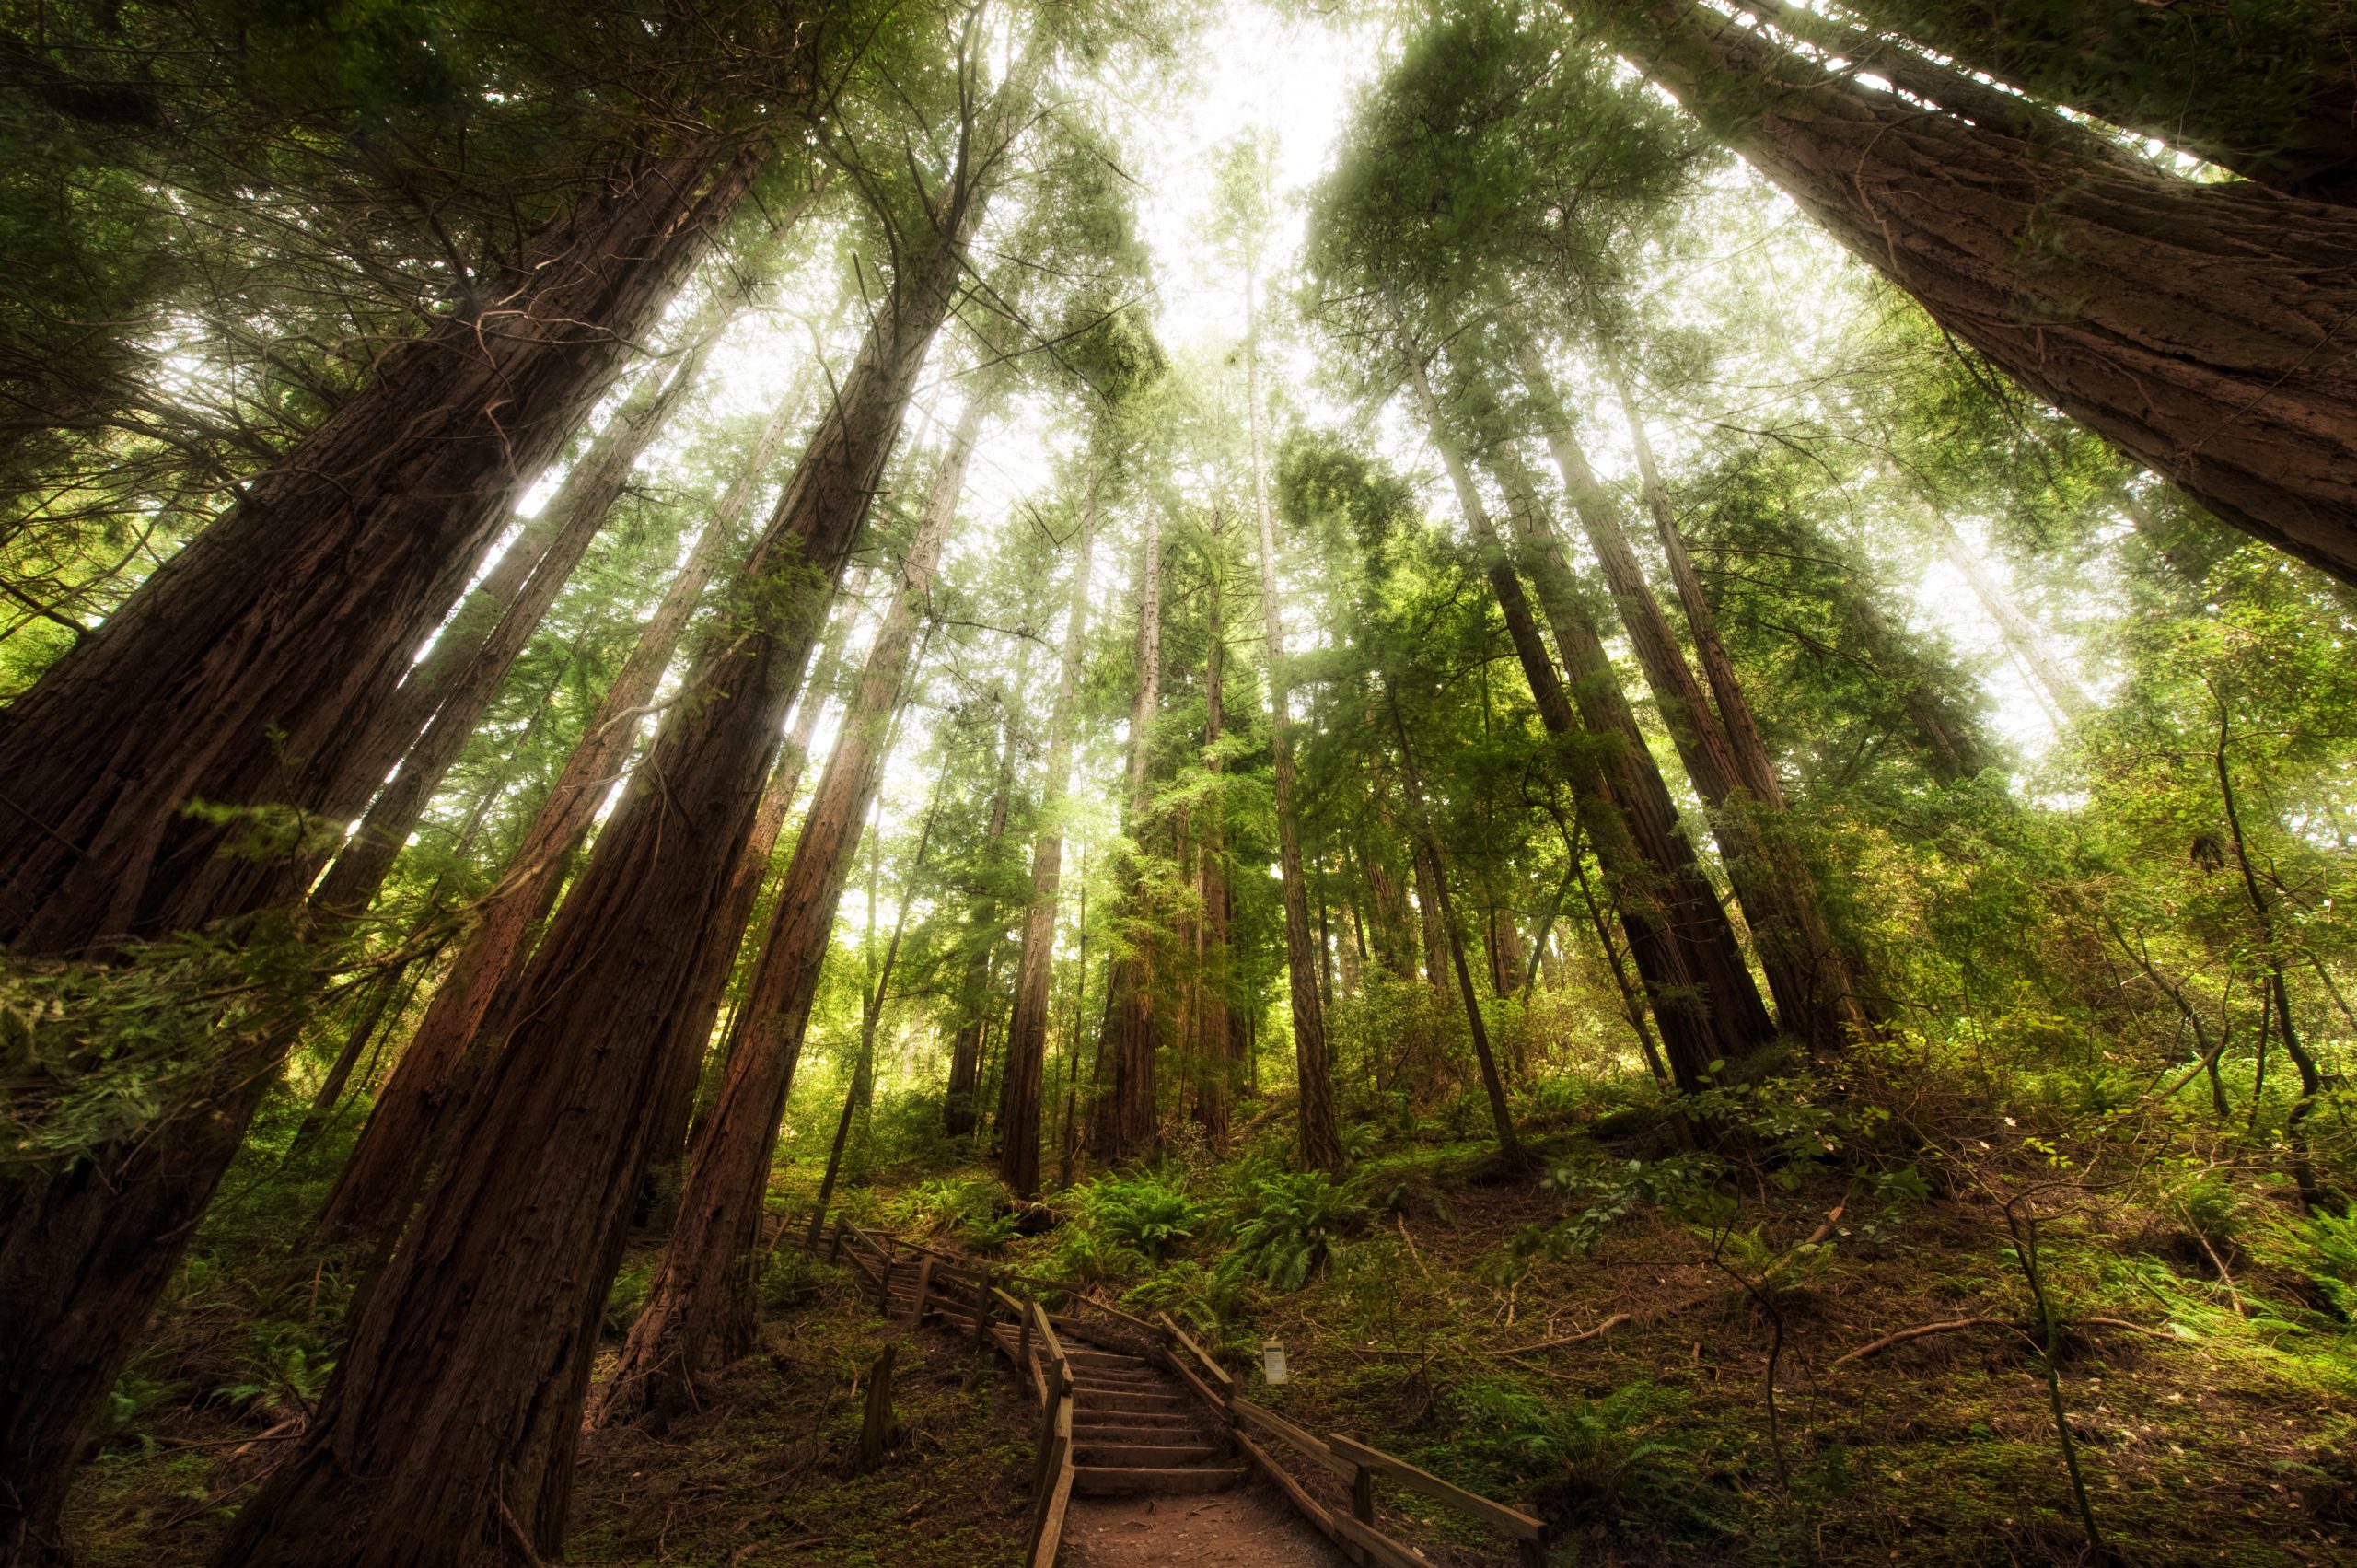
[1059,1481,1349,1567]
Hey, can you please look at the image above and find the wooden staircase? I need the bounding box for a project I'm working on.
[882,1262,1247,1500]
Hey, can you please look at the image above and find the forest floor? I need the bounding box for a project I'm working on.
[58,1081,2357,1568]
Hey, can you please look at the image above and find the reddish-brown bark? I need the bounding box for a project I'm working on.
[217,128,994,1562]
[308,312,736,919]
[592,393,977,1424]
[998,476,1099,1198]
[0,144,756,1568]
[1618,0,2357,586]
[313,377,808,1251]
[0,144,756,958]
[1405,352,1772,1086]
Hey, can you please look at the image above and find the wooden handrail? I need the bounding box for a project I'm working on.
[819,1211,1540,1568]
[1157,1312,1233,1389]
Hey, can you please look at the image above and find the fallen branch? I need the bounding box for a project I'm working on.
[1492,1201,1844,1356]
[1832,1313,2172,1369]
[1830,1316,2010,1367]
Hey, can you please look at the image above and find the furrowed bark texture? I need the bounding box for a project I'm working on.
[997,482,1098,1198]
[594,393,977,1424]
[1619,0,2357,586]
[308,313,735,918]
[314,377,807,1251]
[217,150,989,1567]
[0,144,756,1568]
[1098,501,1166,1163]
[0,142,757,958]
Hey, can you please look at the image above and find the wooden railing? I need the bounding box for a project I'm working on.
[818,1214,1548,1568]
[821,1218,1074,1566]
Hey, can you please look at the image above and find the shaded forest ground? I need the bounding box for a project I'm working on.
[58,1044,2357,1568]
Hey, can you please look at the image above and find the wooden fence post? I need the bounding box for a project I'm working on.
[1351,1462,1376,1525]
[909,1256,934,1326]
[855,1343,899,1474]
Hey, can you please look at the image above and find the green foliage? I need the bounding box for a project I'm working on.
[2301,1207,2357,1321]
[1441,1377,1730,1539]
[1220,1169,1364,1290]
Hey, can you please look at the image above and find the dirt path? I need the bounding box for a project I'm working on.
[1059,1481,1350,1567]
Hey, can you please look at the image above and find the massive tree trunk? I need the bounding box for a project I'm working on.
[218,112,1005,1562]
[0,143,759,957]
[997,477,1099,1199]
[1245,274,1342,1174]
[592,391,976,1424]
[945,656,1028,1138]
[1827,0,2357,204]
[1610,0,2357,585]
[313,377,811,1251]
[308,308,737,919]
[0,144,759,1568]
[1097,503,1166,1163]
[1508,348,1861,1048]
[1402,351,1773,1086]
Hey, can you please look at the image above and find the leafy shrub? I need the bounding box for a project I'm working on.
[1086,1174,1202,1260]
[1445,1377,1729,1539]
[2302,1204,2357,1319]
[1222,1170,1363,1289]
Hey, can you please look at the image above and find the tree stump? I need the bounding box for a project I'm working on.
[854,1344,900,1474]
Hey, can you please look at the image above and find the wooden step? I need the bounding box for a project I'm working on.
[1073,1414,1207,1440]
[1072,1465,1247,1498]
[1075,1388,1190,1415]
[1071,1441,1226,1469]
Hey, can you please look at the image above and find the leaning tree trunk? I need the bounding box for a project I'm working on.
[1924,506,2095,724]
[1097,501,1166,1163]
[1402,349,1772,1086]
[0,143,759,1568]
[312,373,812,1251]
[1501,353,1858,1050]
[997,476,1100,1199]
[1609,0,2357,586]
[593,391,977,1425]
[1245,270,1342,1174]
[0,143,760,957]
[217,122,1004,1562]
[308,307,739,918]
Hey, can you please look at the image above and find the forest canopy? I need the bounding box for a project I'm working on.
[1,1,2354,1565]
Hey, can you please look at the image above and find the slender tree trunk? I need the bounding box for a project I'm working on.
[1412,847,1451,995]
[1612,0,2357,585]
[1192,545,1233,1148]
[595,395,976,1424]
[1926,507,2095,724]
[1246,271,1341,1174]
[313,372,813,1250]
[946,654,1028,1138]
[308,308,738,918]
[0,144,760,957]
[218,107,1010,1561]
[1506,350,1857,1048]
[998,475,1099,1198]
[1401,351,1772,1086]
[1387,692,1523,1169]
[0,145,761,1567]
[1098,503,1165,1163]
